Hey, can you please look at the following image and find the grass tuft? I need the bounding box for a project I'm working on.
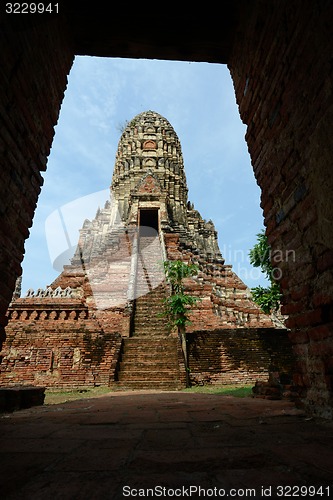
[182,384,253,397]
[44,386,111,405]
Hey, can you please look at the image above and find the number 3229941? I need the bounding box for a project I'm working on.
[6,3,59,14]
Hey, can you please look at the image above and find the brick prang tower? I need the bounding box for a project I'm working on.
[0,111,288,390]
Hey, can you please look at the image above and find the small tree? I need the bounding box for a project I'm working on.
[162,260,200,387]
[249,230,282,314]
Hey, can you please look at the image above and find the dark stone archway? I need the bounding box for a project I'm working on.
[1,0,332,416]
[140,209,159,234]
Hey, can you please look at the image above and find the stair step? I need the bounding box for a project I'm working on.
[123,338,177,343]
[120,360,178,374]
[133,318,166,323]
[123,350,176,355]
[124,342,176,345]
[132,323,168,327]
[135,294,165,298]
[134,306,165,310]
[124,344,177,348]
[133,320,166,324]
[131,332,170,337]
[123,342,176,346]
[137,290,166,298]
[117,374,181,381]
[122,357,175,362]
[123,343,177,348]
[133,310,165,315]
[111,381,182,390]
[122,351,176,357]
[131,326,168,329]
[118,371,180,378]
[122,354,177,360]
[133,323,167,327]
[132,322,167,327]
[131,332,169,335]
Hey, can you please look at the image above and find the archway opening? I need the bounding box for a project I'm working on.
[1,4,332,417]
[139,209,159,235]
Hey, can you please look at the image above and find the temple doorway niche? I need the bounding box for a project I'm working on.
[139,209,159,236]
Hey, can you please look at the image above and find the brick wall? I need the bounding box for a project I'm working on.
[0,300,122,388]
[229,0,333,417]
[1,308,292,390]
[0,16,74,349]
[187,328,295,387]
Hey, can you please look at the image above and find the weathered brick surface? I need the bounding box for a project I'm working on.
[229,0,333,417]
[165,234,278,331]
[0,15,74,346]
[114,336,185,390]
[0,300,122,388]
[187,328,294,387]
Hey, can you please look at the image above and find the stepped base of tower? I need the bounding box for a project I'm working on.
[0,231,291,391]
[0,110,291,392]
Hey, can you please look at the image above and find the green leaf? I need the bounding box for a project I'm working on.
[248,230,272,278]
[249,231,282,314]
[160,260,201,331]
[250,284,282,314]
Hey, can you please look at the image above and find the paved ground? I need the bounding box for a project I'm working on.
[0,390,332,499]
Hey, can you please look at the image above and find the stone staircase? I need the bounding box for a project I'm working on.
[113,233,185,390]
[132,233,169,337]
[132,283,169,336]
[135,233,166,297]
[115,336,184,390]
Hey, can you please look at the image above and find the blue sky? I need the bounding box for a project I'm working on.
[21,56,268,294]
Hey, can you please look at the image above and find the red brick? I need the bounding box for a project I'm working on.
[308,325,333,342]
[288,330,309,345]
[308,341,333,357]
[281,301,305,316]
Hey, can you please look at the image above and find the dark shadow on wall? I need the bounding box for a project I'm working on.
[187,328,295,386]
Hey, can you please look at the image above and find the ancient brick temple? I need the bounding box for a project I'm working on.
[0,111,292,390]
[1,1,332,416]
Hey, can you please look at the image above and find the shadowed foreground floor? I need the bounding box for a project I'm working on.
[0,391,332,499]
